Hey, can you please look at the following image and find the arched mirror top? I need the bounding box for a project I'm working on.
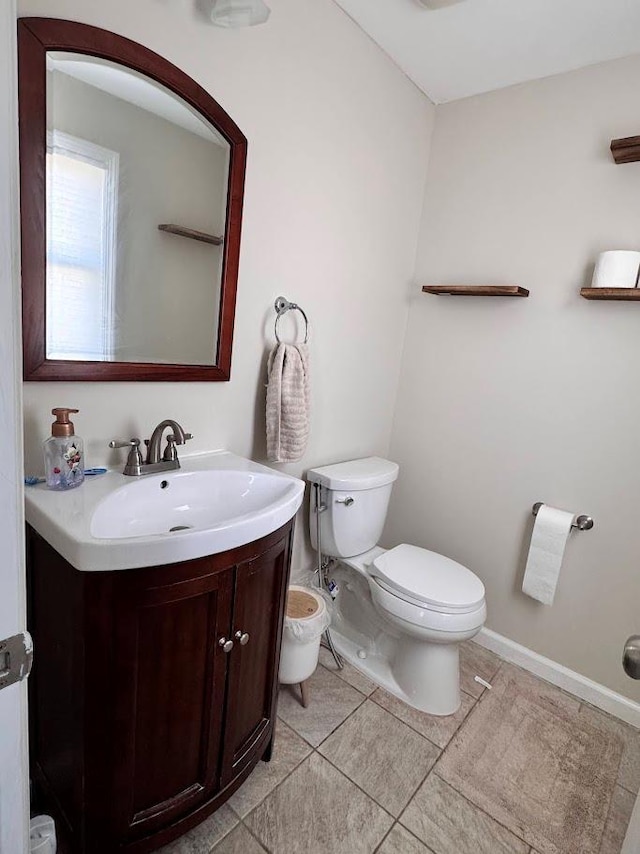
[18,17,247,381]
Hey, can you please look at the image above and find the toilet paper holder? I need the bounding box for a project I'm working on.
[532,502,594,531]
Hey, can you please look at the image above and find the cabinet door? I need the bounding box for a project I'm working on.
[220,533,291,786]
[111,560,234,841]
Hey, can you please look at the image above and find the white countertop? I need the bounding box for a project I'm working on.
[25,451,305,572]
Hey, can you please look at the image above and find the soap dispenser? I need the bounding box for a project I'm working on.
[44,408,85,490]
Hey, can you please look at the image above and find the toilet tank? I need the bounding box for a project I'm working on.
[307,457,399,558]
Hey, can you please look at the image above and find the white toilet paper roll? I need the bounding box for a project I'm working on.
[592,250,640,288]
[522,504,574,605]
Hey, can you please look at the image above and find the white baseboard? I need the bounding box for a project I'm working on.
[474,627,640,729]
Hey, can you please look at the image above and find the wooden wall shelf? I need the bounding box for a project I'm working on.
[422,285,529,298]
[580,288,640,301]
[158,224,223,246]
[610,136,640,164]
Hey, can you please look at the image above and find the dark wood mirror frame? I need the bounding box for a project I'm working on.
[18,17,247,381]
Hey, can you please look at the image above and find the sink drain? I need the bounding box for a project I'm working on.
[169,525,192,532]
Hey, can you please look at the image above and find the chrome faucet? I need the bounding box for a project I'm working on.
[109,420,192,476]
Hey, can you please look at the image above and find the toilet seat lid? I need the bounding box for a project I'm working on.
[371,544,485,611]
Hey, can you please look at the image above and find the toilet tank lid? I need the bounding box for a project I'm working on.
[307,457,399,491]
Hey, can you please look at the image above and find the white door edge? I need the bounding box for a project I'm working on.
[0,1,29,852]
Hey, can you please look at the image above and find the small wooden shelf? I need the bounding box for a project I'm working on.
[610,136,640,164]
[580,287,640,301]
[158,224,223,246]
[422,285,529,298]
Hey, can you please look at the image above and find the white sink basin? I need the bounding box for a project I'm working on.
[25,452,305,571]
[91,468,299,539]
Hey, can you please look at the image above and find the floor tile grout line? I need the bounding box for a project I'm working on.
[234,743,313,824]
[578,695,640,735]
[314,748,397,823]
[424,768,532,850]
[369,685,481,753]
[286,663,484,762]
[316,697,452,822]
[276,665,368,751]
[403,821,437,853]
[499,658,601,716]
[574,699,640,799]
[395,748,442,824]
[316,700,443,821]
[205,811,242,854]
[241,750,395,853]
[238,816,271,854]
[317,659,369,695]
[320,651,377,696]
[372,821,395,853]
[374,820,437,854]
[618,781,640,797]
[238,755,323,852]
[301,681,371,749]
[594,785,619,854]
[282,687,452,823]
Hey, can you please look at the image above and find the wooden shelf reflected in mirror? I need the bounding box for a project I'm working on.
[422,285,529,298]
[158,224,223,246]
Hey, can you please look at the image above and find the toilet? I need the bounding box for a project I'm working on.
[307,457,486,716]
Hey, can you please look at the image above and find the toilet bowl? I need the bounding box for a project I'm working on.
[307,458,486,716]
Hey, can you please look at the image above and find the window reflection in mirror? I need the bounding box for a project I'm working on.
[45,53,230,366]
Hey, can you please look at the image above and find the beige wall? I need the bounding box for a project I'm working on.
[386,54,640,699]
[49,69,227,364]
[21,0,435,574]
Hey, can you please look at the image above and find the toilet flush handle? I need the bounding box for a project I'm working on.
[336,496,354,507]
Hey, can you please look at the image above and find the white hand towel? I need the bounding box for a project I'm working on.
[522,504,574,605]
[266,343,310,463]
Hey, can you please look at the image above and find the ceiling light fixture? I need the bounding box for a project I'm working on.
[208,0,271,27]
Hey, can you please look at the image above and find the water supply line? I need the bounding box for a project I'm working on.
[314,482,343,670]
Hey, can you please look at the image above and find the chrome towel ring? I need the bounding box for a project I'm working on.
[274,296,309,344]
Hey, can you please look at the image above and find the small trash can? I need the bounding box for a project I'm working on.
[30,816,56,854]
[279,585,330,707]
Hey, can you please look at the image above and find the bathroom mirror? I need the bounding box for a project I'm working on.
[18,18,246,381]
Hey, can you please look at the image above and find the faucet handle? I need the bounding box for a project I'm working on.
[108,438,144,477]
[163,432,193,463]
[166,432,193,444]
[108,438,141,449]
[163,435,178,463]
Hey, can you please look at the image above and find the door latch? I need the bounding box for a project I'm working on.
[0,632,33,691]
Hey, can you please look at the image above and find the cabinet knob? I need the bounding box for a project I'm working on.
[218,637,234,653]
[234,631,250,646]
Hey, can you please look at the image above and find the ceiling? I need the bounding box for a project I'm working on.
[332,0,640,103]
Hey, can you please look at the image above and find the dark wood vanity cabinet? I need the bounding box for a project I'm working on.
[27,521,293,853]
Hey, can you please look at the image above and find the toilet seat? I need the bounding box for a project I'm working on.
[371,544,485,614]
[370,577,487,635]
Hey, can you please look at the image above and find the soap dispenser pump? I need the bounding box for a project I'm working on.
[44,408,85,490]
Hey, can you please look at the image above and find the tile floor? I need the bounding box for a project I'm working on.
[161,641,640,854]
